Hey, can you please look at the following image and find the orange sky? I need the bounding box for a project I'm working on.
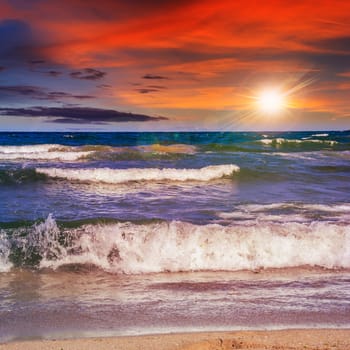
[1,0,350,130]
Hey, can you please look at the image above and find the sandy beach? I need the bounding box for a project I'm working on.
[1,329,349,350]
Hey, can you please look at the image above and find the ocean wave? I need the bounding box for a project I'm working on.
[312,133,329,137]
[0,144,92,161]
[312,165,350,173]
[234,203,350,213]
[259,138,337,146]
[35,164,239,184]
[217,203,350,223]
[84,144,195,161]
[0,168,47,184]
[137,143,197,154]
[302,133,329,140]
[200,144,262,153]
[0,232,11,272]
[1,215,350,273]
[0,144,61,153]
[0,143,197,161]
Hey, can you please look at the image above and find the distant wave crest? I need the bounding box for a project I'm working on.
[0,143,197,161]
[0,144,92,161]
[259,138,337,146]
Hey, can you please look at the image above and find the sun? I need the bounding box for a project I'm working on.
[257,89,285,114]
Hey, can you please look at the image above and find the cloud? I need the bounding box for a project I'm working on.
[147,85,167,89]
[296,51,350,73]
[46,70,62,77]
[310,36,350,53]
[0,85,43,96]
[29,59,46,64]
[142,74,169,80]
[70,68,106,80]
[97,84,112,88]
[0,66,5,72]
[0,106,167,124]
[46,92,94,100]
[135,85,167,94]
[0,19,38,61]
[0,19,31,50]
[0,85,95,101]
[137,88,161,94]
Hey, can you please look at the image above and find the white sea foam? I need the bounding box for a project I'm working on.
[0,151,93,161]
[301,204,350,212]
[0,144,61,153]
[0,232,12,272]
[302,134,329,140]
[35,164,239,183]
[0,143,198,161]
[3,216,348,274]
[218,211,309,223]
[259,138,292,145]
[259,138,337,146]
[312,133,329,137]
[217,203,350,224]
[0,144,92,161]
[235,203,350,213]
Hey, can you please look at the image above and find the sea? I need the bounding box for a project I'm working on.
[0,131,349,341]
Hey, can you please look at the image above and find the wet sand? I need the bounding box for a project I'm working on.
[1,329,349,350]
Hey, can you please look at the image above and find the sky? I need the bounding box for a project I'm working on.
[0,0,350,131]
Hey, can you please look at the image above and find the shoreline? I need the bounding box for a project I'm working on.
[1,329,350,350]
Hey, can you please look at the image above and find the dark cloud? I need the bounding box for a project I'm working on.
[137,88,161,94]
[0,19,37,60]
[0,85,95,101]
[46,70,62,77]
[13,0,192,22]
[0,107,167,124]
[135,84,167,93]
[0,19,32,49]
[128,44,350,78]
[46,92,94,100]
[300,52,350,73]
[309,36,350,53]
[29,59,46,64]
[250,49,350,74]
[97,84,112,88]
[8,0,44,9]
[70,68,106,80]
[142,74,169,80]
[0,85,43,96]
[147,85,167,89]
[0,66,6,72]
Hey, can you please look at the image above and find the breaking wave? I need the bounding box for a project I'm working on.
[1,215,350,274]
[259,138,337,145]
[0,140,348,161]
[0,144,92,161]
[35,164,239,184]
[217,203,350,223]
[0,168,47,184]
[302,133,329,140]
[258,138,345,151]
[0,143,197,161]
